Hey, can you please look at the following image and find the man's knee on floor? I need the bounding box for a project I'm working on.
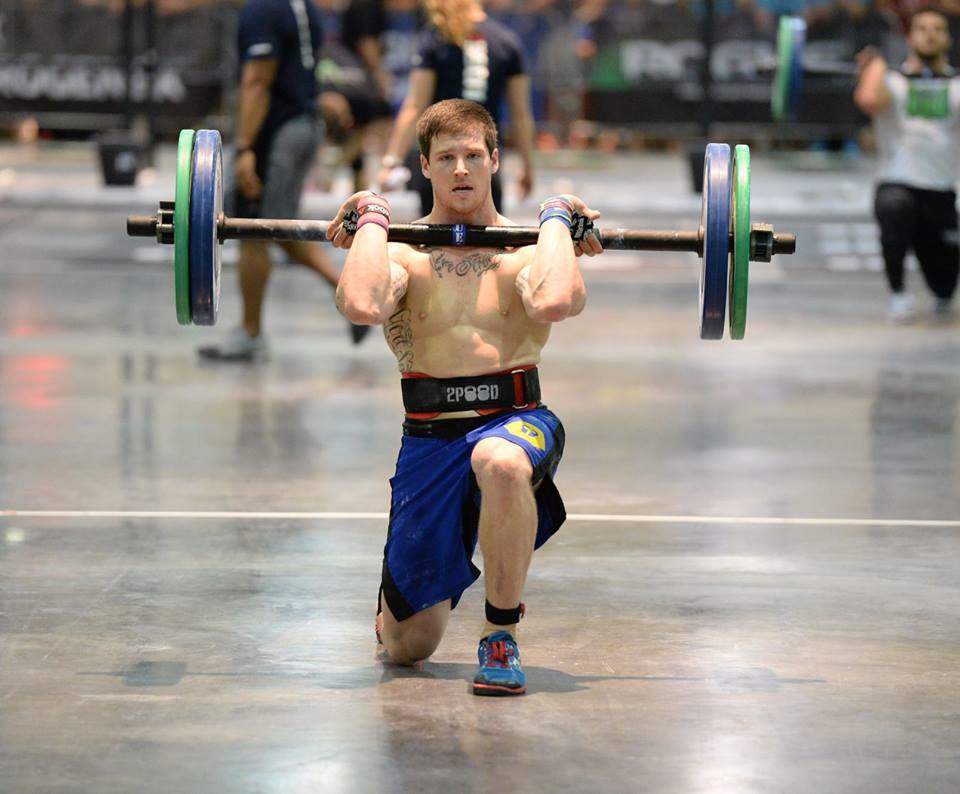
[380,601,448,664]
[471,439,534,490]
[382,622,444,664]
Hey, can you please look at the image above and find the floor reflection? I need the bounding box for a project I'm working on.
[869,365,958,518]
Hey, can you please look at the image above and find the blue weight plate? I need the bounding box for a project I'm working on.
[189,129,223,326]
[699,143,732,340]
[787,17,806,119]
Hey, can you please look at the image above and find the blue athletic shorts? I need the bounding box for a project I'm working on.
[380,407,566,621]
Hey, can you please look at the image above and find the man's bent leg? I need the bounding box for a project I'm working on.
[913,190,959,303]
[239,240,272,337]
[471,437,537,637]
[278,240,340,290]
[875,183,917,294]
[279,239,370,344]
[470,438,535,695]
[379,596,451,665]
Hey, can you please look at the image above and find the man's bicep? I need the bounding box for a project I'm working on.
[405,69,437,111]
[506,74,531,111]
[877,71,901,113]
[513,247,537,300]
[389,262,410,303]
[384,248,411,315]
[241,57,279,87]
[515,264,532,296]
[238,2,284,65]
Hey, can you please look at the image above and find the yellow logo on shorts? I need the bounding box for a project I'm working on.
[505,420,546,451]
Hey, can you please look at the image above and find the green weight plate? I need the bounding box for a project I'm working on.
[729,144,750,340]
[174,129,195,325]
[772,17,792,121]
[772,16,805,122]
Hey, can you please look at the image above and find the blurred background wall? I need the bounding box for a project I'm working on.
[2,0,956,145]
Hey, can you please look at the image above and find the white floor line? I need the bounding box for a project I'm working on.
[1,510,959,528]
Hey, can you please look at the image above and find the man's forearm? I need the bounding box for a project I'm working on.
[384,103,420,162]
[522,221,586,321]
[236,80,271,149]
[337,228,393,324]
[357,38,390,97]
[512,110,535,169]
[854,60,889,116]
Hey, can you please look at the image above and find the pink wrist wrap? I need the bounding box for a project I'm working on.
[356,193,391,233]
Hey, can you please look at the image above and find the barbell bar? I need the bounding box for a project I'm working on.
[126,214,795,256]
[124,130,797,339]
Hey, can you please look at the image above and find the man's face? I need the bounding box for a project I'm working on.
[909,12,951,61]
[421,130,499,214]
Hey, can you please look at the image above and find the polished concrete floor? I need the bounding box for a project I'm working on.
[2,150,960,793]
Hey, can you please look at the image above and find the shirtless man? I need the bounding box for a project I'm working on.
[327,99,602,696]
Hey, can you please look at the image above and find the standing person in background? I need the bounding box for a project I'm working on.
[376,0,535,214]
[340,0,426,190]
[200,0,368,362]
[341,0,426,113]
[855,5,960,323]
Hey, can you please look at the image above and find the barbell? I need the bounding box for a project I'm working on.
[125,129,797,340]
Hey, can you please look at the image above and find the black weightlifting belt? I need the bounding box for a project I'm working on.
[401,367,541,414]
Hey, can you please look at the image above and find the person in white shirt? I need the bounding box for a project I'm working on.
[855,6,960,323]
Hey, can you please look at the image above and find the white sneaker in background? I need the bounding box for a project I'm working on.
[196,327,269,361]
[888,292,916,324]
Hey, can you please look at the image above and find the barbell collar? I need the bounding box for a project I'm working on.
[127,215,159,237]
[126,211,796,258]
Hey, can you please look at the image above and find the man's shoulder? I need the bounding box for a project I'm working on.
[415,27,448,56]
[241,0,283,19]
[387,241,421,268]
[239,0,289,31]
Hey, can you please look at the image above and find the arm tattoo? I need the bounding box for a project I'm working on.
[385,302,414,373]
[428,248,502,278]
[390,268,408,302]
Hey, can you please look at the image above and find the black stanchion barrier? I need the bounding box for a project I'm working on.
[97,131,150,186]
[98,0,156,185]
[689,0,715,194]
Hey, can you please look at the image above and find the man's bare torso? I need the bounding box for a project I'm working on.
[384,219,549,380]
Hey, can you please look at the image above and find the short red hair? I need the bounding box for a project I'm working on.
[416,99,498,160]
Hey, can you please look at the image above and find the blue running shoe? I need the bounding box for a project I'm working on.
[473,631,526,696]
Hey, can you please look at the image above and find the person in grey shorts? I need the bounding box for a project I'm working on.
[234,114,320,222]
[199,0,368,361]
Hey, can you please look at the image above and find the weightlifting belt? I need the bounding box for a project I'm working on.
[401,367,541,414]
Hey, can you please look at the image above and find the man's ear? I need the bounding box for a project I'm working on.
[421,152,431,180]
[490,147,500,175]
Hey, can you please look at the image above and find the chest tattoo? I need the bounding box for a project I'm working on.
[427,247,502,278]
[385,303,414,373]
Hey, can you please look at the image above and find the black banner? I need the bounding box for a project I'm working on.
[581,2,911,132]
[0,0,233,132]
